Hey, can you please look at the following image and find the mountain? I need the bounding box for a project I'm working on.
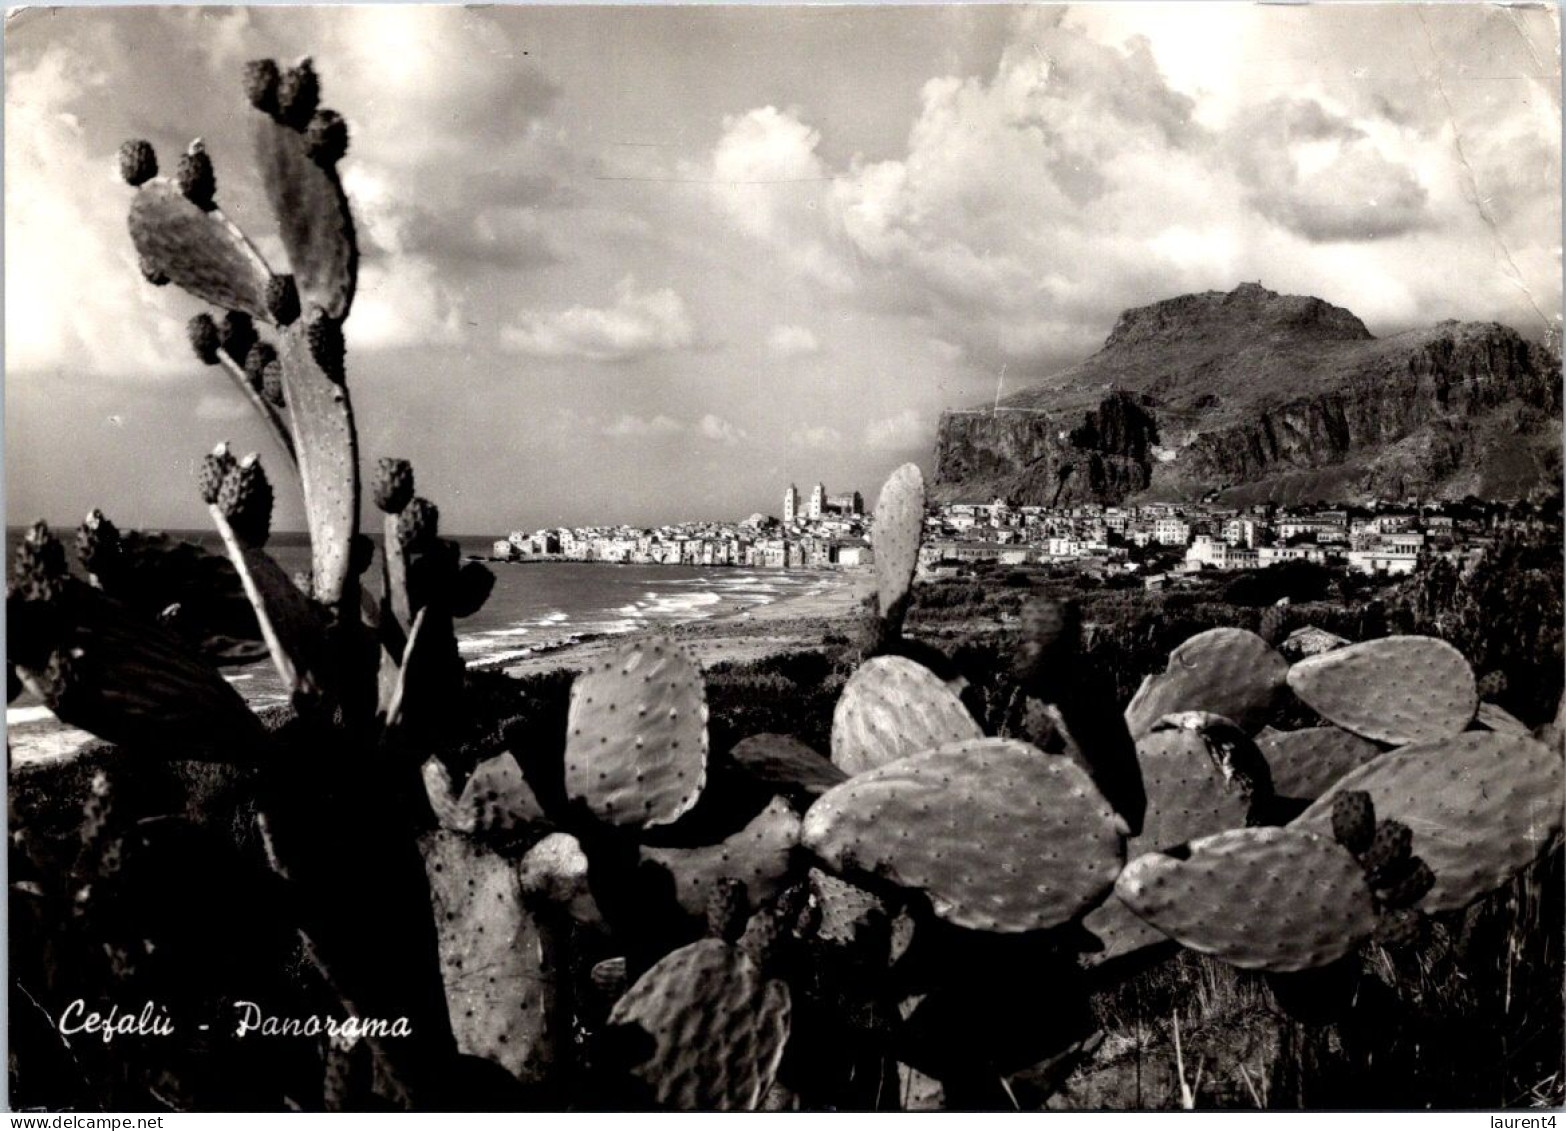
[933,283,1562,506]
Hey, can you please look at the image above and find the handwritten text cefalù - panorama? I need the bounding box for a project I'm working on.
[58,1000,412,1044]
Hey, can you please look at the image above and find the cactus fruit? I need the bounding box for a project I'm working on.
[1293,731,1564,913]
[254,87,358,320]
[1258,726,1383,802]
[276,319,360,609]
[802,737,1125,933]
[186,314,222,365]
[217,454,273,548]
[727,733,847,803]
[244,341,278,392]
[127,179,276,320]
[373,458,416,514]
[1330,790,1376,856]
[243,58,281,115]
[830,655,981,776]
[1286,636,1478,746]
[870,463,925,634]
[1124,627,1287,737]
[519,833,603,928]
[1081,714,1268,964]
[76,510,122,583]
[198,442,236,505]
[422,757,469,833]
[422,831,556,1085]
[265,274,302,325]
[305,307,345,382]
[591,957,629,1001]
[260,357,286,408]
[306,110,350,165]
[1359,820,1413,888]
[9,522,69,604]
[643,797,800,922]
[398,498,440,553]
[565,636,708,830]
[219,310,257,363]
[605,938,792,1111]
[1376,857,1435,909]
[1114,827,1378,972]
[117,139,158,186]
[707,878,751,943]
[276,59,321,130]
[175,141,217,211]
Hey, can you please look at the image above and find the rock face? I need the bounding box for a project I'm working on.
[933,283,1561,505]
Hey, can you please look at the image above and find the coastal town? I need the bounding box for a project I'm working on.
[492,480,1548,583]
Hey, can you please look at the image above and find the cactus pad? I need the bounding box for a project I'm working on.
[254,110,358,319]
[606,938,791,1110]
[728,733,847,801]
[1258,726,1383,801]
[278,319,359,609]
[1082,714,1267,964]
[830,655,981,776]
[456,751,546,837]
[644,796,800,921]
[1286,636,1477,746]
[802,737,1124,933]
[564,635,708,829]
[1360,819,1413,887]
[1115,827,1378,972]
[1475,701,1531,737]
[807,867,889,951]
[1293,731,1564,913]
[1124,628,1287,737]
[127,179,275,320]
[872,462,925,623]
[421,831,555,1084]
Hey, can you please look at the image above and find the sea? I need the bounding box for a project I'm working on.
[4,528,823,741]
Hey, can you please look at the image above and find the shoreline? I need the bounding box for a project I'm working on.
[7,568,870,766]
[495,568,870,679]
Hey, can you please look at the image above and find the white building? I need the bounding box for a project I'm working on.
[808,483,826,521]
[783,484,800,524]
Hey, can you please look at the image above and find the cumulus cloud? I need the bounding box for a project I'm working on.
[795,424,843,448]
[194,392,250,422]
[1230,96,1429,241]
[5,44,191,379]
[864,409,927,452]
[698,414,748,445]
[347,258,467,350]
[602,413,685,439]
[767,324,820,356]
[500,276,696,361]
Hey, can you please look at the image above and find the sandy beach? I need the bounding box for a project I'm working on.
[496,567,871,678]
[7,568,872,767]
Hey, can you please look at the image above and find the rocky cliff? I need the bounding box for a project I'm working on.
[933,283,1561,505]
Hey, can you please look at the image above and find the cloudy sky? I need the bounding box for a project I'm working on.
[7,3,1560,534]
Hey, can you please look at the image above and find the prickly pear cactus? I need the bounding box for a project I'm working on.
[1292,730,1562,912]
[421,831,556,1085]
[1082,712,1270,963]
[606,938,792,1110]
[564,635,708,829]
[871,462,925,631]
[1124,627,1287,737]
[1256,725,1383,802]
[644,796,801,921]
[1287,636,1478,746]
[830,655,981,776]
[803,737,1125,932]
[1115,827,1378,972]
[519,832,603,928]
[126,170,276,319]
